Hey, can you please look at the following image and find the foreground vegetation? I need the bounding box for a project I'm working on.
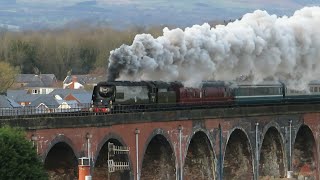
[0,126,48,179]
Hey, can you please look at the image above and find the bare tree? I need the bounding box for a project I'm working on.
[0,61,20,94]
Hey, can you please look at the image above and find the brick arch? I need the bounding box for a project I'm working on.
[94,132,129,163]
[223,127,254,180]
[292,123,317,144]
[292,124,318,179]
[293,121,317,147]
[259,122,287,178]
[260,121,285,146]
[183,128,217,179]
[223,126,253,160]
[184,128,216,163]
[140,128,177,177]
[93,132,134,180]
[293,123,317,149]
[42,134,78,161]
[259,122,287,164]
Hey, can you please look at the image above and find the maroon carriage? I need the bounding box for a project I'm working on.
[172,81,235,106]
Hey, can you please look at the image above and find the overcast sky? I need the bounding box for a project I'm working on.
[12,0,320,17]
[12,0,314,8]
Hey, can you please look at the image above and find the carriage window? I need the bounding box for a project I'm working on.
[238,88,249,96]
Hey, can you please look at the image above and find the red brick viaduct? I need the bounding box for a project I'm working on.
[2,103,320,180]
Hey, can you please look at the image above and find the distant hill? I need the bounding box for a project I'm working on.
[0,0,319,30]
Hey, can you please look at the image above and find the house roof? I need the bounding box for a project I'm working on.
[29,95,63,107]
[11,94,43,103]
[0,95,21,108]
[6,90,28,100]
[50,89,89,98]
[15,74,57,87]
[25,80,46,87]
[29,95,83,109]
[70,93,92,104]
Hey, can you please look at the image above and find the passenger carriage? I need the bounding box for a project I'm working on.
[284,80,320,103]
[172,81,235,107]
[234,81,284,105]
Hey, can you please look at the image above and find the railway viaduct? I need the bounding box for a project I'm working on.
[1,103,320,180]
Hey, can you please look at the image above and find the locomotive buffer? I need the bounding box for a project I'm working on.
[107,142,130,173]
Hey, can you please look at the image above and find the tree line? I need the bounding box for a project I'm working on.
[0,20,227,92]
[0,26,164,80]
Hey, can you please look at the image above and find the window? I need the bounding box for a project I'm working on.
[32,89,38,94]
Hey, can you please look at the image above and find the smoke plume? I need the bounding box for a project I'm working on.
[107,7,320,89]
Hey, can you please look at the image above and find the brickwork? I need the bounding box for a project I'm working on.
[5,106,319,179]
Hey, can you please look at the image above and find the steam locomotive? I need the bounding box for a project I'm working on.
[91,80,320,113]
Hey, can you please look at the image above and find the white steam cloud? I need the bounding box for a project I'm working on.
[107,6,320,89]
